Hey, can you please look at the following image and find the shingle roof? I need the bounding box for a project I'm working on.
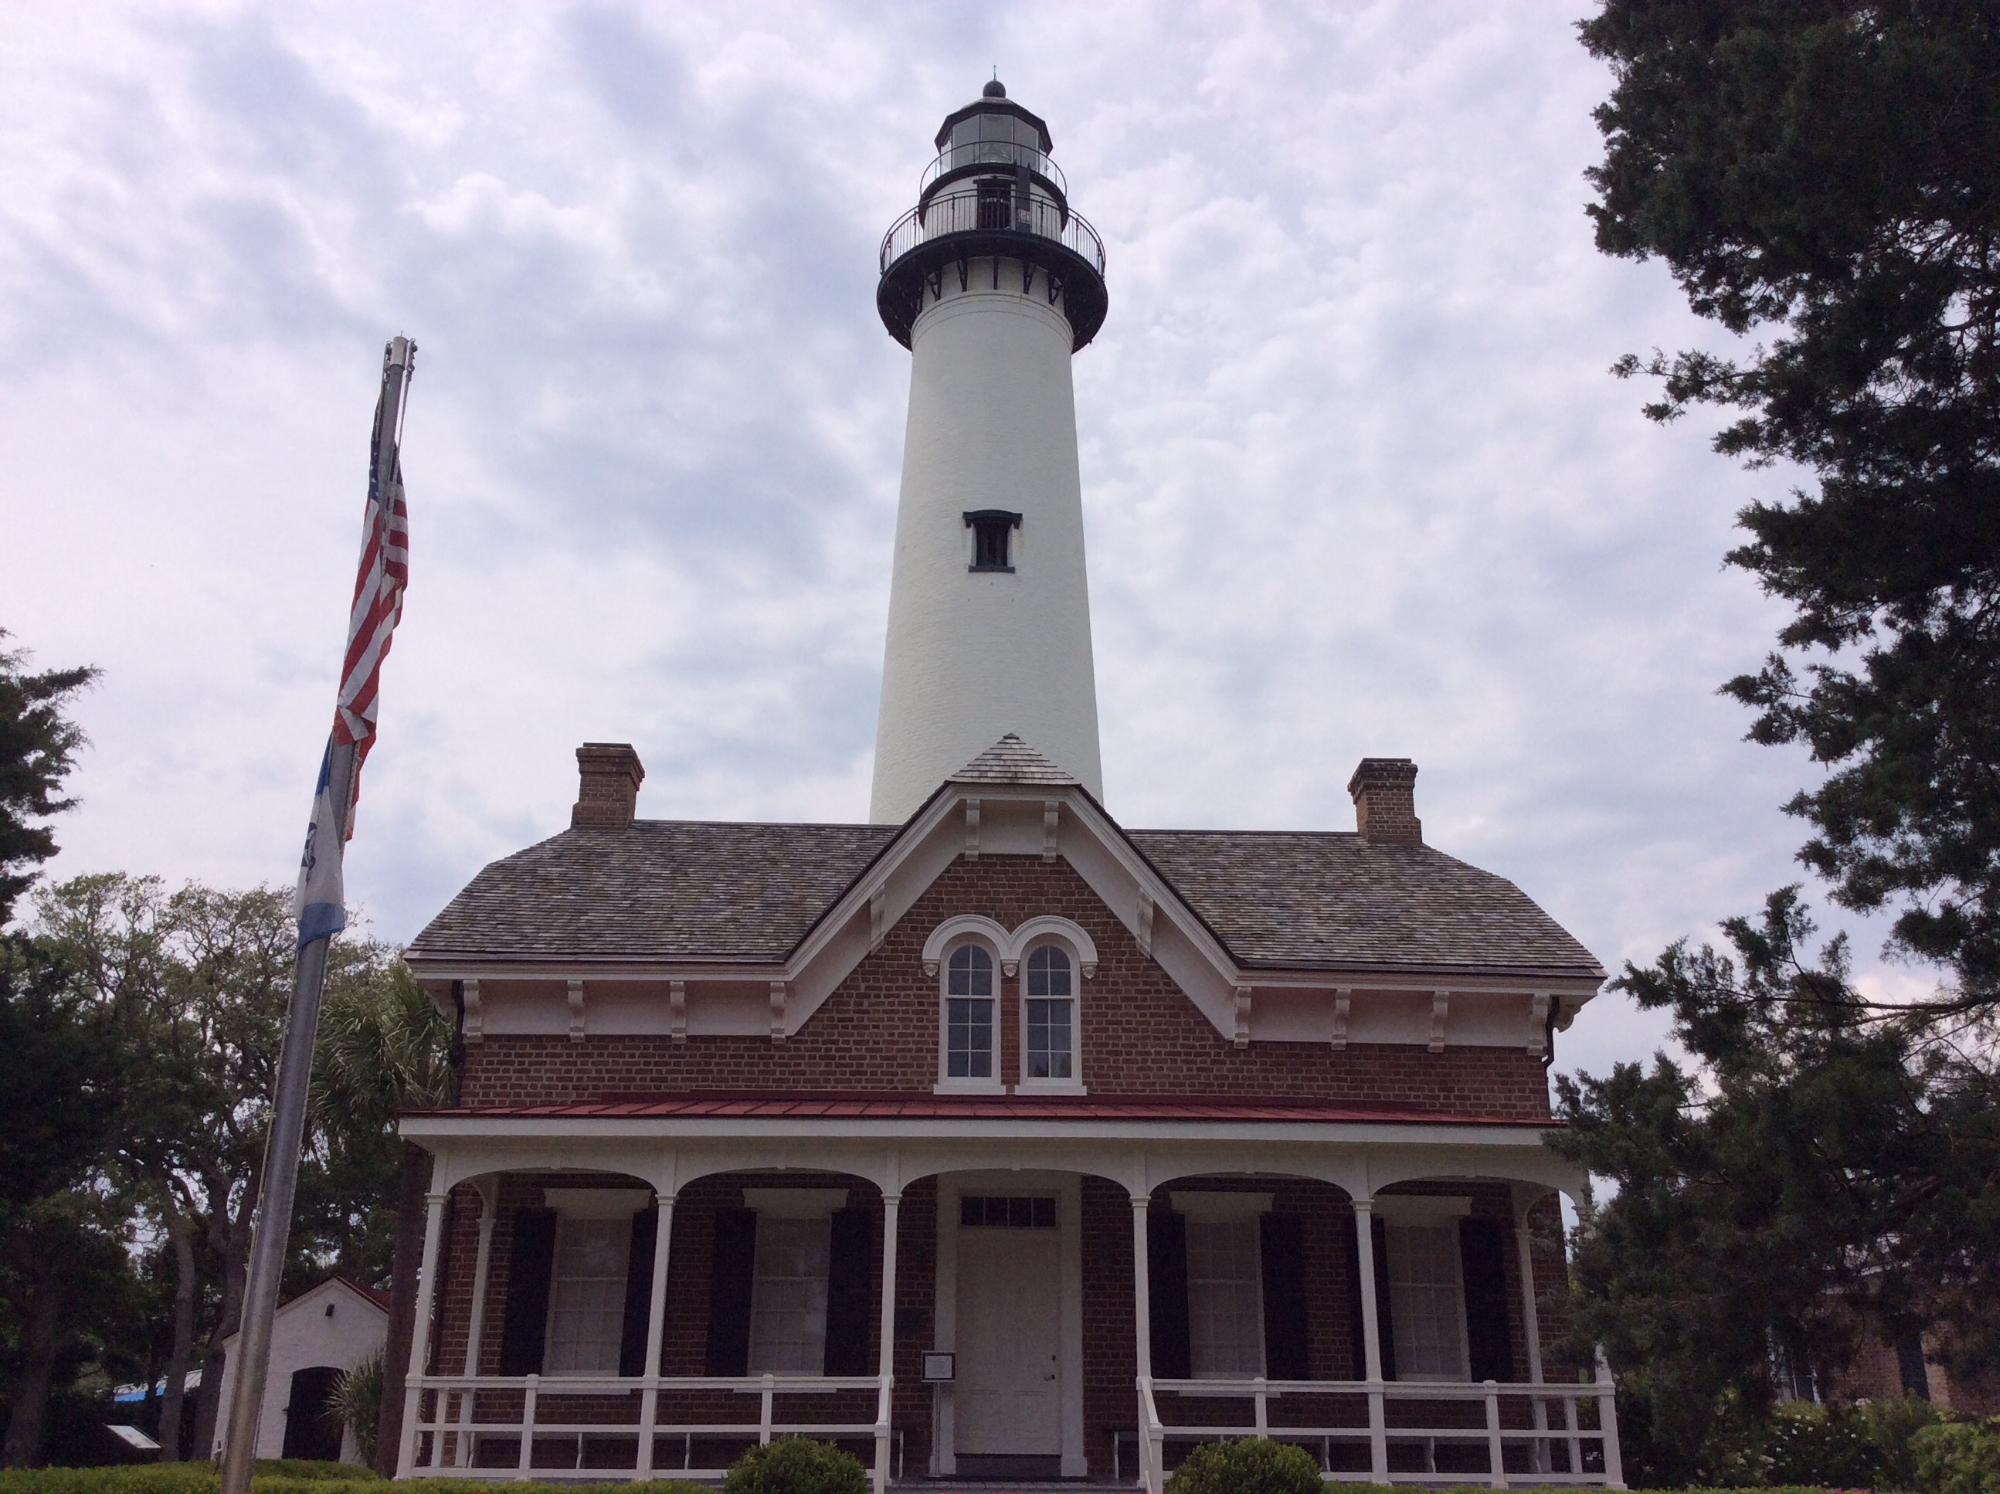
[408,814,1601,978]
[950,733,1079,786]
[1128,829,1600,976]
[410,820,897,961]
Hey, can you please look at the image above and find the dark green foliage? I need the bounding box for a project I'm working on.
[1580,0,2000,1008]
[1572,6,2000,1478]
[1553,894,2000,1485]
[0,635,95,927]
[1165,1436,1325,1494]
[720,1437,868,1494]
[1915,1418,2000,1494]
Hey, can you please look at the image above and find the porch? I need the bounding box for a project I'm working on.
[394,1101,1624,1490]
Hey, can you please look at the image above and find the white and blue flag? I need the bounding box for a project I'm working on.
[294,739,347,949]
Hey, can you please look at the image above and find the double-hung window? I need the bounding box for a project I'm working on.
[1023,944,1078,1085]
[543,1215,631,1374]
[1185,1215,1264,1378]
[943,943,997,1083]
[748,1214,832,1374]
[1385,1222,1470,1380]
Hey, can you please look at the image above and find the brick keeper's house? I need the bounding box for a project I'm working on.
[387,80,1625,1492]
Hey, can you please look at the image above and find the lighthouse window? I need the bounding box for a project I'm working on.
[965,510,1020,572]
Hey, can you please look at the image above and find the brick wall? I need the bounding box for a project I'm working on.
[460,855,1551,1120]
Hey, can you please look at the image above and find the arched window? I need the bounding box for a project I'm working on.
[941,942,998,1085]
[1021,943,1079,1088]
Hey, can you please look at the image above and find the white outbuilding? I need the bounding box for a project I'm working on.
[209,1276,388,1465]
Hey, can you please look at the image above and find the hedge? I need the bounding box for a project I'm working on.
[0,1474,1889,1494]
[0,1466,704,1494]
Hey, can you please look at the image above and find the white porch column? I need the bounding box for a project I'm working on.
[1130,1194,1153,1375]
[396,1187,450,1477]
[1352,1198,1388,1483]
[454,1181,499,1466]
[635,1194,676,1478]
[1511,1188,1550,1474]
[1130,1191,1159,1494]
[874,1192,902,1494]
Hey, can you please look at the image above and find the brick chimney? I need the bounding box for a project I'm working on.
[1347,757,1421,845]
[572,743,645,829]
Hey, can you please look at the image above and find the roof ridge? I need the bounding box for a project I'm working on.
[599,818,898,831]
[1129,827,1366,839]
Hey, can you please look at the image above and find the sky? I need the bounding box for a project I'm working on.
[0,1,1918,1085]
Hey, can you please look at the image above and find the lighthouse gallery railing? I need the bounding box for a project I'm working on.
[879,188,1106,277]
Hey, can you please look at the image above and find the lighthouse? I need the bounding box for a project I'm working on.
[869,80,1110,823]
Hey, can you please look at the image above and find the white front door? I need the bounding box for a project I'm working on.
[955,1206,1062,1456]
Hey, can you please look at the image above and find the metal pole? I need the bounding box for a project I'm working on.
[218,336,411,1494]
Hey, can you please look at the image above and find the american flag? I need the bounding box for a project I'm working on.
[331,389,411,835]
[296,352,412,949]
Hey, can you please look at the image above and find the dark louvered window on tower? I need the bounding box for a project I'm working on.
[965,510,1020,572]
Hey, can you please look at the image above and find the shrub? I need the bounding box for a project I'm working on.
[1695,1391,1945,1488]
[1916,1417,2000,1494]
[1760,1400,1876,1487]
[722,1436,868,1494]
[328,1351,384,1469]
[1166,1436,1323,1494]
[1852,1395,1946,1490]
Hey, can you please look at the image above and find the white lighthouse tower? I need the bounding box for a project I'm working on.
[869,80,1110,823]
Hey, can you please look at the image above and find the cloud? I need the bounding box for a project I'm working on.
[0,0,1884,1087]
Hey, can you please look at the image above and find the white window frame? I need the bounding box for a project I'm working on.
[936,937,1004,1094]
[1378,1196,1471,1383]
[1016,938,1085,1094]
[540,1187,650,1378]
[743,1188,844,1377]
[1171,1192,1270,1380]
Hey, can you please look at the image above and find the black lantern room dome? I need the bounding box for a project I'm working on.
[877,80,1108,351]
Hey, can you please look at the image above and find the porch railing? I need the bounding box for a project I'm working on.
[400,1371,897,1484]
[1136,1370,1623,1492]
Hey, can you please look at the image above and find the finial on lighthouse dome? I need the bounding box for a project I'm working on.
[982,75,1006,98]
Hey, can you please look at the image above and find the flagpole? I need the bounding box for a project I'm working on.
[219,335,412,1494]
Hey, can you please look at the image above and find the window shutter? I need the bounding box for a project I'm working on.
[1459,1217,1513,1382]
[498,1206,558,1376]
[1895,1335,1931,1400]
[823,1207,873,1375]
[1259,1213,1310,1381]
[1146,1208,1192,1379]
[618,1206,659,1377]
[1372,1215,1397,1382]
[704,1207,757,1376]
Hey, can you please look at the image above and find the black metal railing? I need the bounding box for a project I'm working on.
[879,189,1106,277]
[920,140,1067,198]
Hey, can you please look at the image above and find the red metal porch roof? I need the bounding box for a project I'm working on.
[407,1092,1554,1128]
